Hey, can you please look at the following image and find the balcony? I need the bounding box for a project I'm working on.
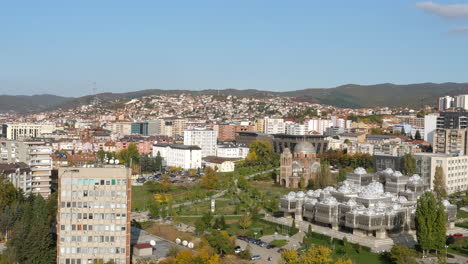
[31,166,53,171]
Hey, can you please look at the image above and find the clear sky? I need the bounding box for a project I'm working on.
[1,0,468,97]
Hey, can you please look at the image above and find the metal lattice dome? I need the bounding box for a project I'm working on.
[294,141,316,154]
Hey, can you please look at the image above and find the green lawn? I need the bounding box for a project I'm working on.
[457,209,468,219]
[270,240,288,248]
[302,232,389,264]
[131,183,215,211]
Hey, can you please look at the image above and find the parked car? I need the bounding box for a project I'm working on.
[237,235,247,241]
[277,248,285,253]
[453,233,464,239]
[260,242,269,247]
[136,178,146,183]
[251,255,261,260]
[266,244,275,249]
[234,246,241,254]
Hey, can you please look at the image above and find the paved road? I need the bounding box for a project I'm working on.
[131,227,187,260]
[236,239,281,264]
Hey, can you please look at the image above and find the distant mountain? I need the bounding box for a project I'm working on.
[3,82,468,113]
[0,94,72,113]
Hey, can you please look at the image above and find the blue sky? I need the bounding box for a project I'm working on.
[1,0,468,97]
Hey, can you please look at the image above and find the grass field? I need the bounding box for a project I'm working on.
[302,232,390,264]
[131,183,214,211]
[457,209,468,219]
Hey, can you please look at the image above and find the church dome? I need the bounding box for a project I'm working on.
[294,141,316,154]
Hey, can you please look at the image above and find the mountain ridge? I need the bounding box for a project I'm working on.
[2,82,468,113]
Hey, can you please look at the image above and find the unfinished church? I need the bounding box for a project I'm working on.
[279,168,457,239]
[278,141,321,188]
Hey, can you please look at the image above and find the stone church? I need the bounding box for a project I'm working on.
[278,141,321,188]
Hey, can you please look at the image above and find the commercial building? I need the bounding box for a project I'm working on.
[437,110,468,129]
[107,122,132,135]
[131,122,149,136]
[152,143,202,170]
[1,123,55,140]
[285,122,306,136]
[0,140,53,198]
[304,119,333,135]
[271,134,329,154]
[414,153,468,194]
[183,129,217,157]
[57,166,132,264]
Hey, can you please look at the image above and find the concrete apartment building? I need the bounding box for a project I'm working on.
[414,153,468,194]
[0,140,53,198]
[0,162,32,195]
[439,96,455,111]
[264,117,286,134]
[433,128,468,155]
[57,166,131,264]
[107,122,132,135]
[455,95,468,110]
[183,129,218,157]
[151,118,188,137]
[214,123,253,142]
[152,143,202,169]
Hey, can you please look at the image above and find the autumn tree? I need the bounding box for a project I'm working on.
[200,167,219,189]
[239,214,252,230]
[116,143,140,166]
[315,162,336,189]
[388,243,417,264]
[433,166,448,199]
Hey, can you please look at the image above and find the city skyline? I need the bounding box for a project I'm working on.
[2,1,468,96]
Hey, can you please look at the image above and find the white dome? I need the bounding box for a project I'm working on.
[397,196,408,203]
[294,142,316,154]
[346,199,357,206]
[392,171,403,177]
[354,167,367,175]
[383,168,394,174]
[296,191,305,198]
[442,200,451,207]
[288,191,296,197]
[306,190,315,197]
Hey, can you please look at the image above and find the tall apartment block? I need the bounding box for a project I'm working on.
[57,166,132,264]
[433,129,468,155]
[0,140,52,198]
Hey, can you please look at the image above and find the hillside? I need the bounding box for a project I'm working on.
[2,82,468,113]
[0,94,72,113]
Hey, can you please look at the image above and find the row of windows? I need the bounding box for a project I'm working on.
[61,178,127,186]
[60,201,127,209]
[448,172,467,178]
[59,259,125,264]
[60,224,126,232]
[60,247,126,255]
[448,179,468,184]
[60,213,126,220]
[61,190,127,198]
[448,165,468,171]
[60,235,125,243]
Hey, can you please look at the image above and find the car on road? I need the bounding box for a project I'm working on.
[136,178,146,183]
[266,244,275,249]
[259,242,269,247]
[251,255,261,260]
[277,248,285,253]
[453,233,464,239]
[237,235,247,241]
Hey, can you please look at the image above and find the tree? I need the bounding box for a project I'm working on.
[155,151,163,171]
[0,179,17,210]
[402,154,416,176]
[245,140,279,167]
[415,191,446,255]
[315,163,336,189]
[116,143,140,166]
[200,167,219,189]
[337,170,347,183]
[388,243,417,264]
[415,130,422,140]
[205,230,235,255]
[280,249,300,264]
[239,245,252,260]
[148,199,160,219]
[300,245,333,264]
[334,259,352,264]
[160,174,171,192]
[239,214,252,230]
[342,237,352,257]
[433,166,448,199]
[299,177,306,189]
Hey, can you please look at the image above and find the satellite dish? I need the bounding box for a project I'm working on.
[188,242,194,249]
[175,238,181,244]
[115,160,120,164]
[182,240,188,246]
[150,240,156,246]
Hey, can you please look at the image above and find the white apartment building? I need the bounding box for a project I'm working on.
[263,117,286,134]
[216,144,249,159]
[424,114,438,145]
[152,143,202,170]
[1,123,56,140]
[0,140,52,198]
[305,119,333,135]
[183,129,217,157]
[57,166,131,264]
[331,116,352,129]
[107,122,132,135]
[285,122,306,135]
[439,96,455,111]
[0,162,32,195]
[455,95,468,110]
[415,153,468,194]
